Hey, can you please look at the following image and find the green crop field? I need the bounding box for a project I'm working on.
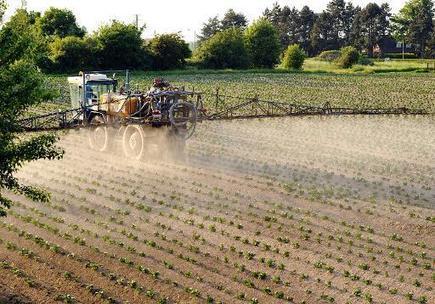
[45,70,435,113]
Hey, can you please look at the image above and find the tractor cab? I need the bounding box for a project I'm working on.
[68,73,118,109]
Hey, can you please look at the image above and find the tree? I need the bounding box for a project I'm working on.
[350,6,365,51]
[299,6,317,56]
[149,33,191,70]
[49,36,96,72]
[427,24,435,57]
[358,3,391,57]
[221,9,247,30]
[392,0,434,58]
[198,16,221,43]
[0,9,48,69]
[0,4,63,217]
[93,21,149,69]
[40,7,85,38]
[245,18,280,68]
[263,4,302,50]
[198,9,248,44]
[310,12,334,54]
[326,0,347,49]
[194,28,249,69]
[343,2,358,45]
[282,44,305,70]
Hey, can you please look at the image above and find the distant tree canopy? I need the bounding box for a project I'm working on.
[245,18,280,68]
[357,3,391,57]
[194,28,249,69]
[149,33,191,70]
[40,7,86,38]
[198,9,248,43]
[262,0,403,58]
[0,9,48,68]
[0,2,63,217]
[49,36,96,72]
[93,21,149,70]
[392,0,434,57]
[221,9,248,30]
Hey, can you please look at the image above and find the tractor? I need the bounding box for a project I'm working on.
[66,70,204,159]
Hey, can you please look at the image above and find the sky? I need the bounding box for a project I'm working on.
[4,0,407,41]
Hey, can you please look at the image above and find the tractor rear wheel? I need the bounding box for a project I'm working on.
[88,115,109,152]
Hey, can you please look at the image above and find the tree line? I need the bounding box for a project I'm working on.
[199,0,434,59]
[0,0,433,73]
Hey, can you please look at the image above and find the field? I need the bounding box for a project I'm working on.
[43,69,435,114]
[1,114,434,304]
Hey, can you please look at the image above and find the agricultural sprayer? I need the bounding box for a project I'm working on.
[18,69,428,160]
[19,70,205,160]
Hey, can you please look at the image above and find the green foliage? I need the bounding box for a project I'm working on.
[194,28,249,69]
[263,4,317,54]
[0,9,49,68]
[245,18,280,68]
[357,3,391,57]
[198,16,221,43]
[336,46,360,68]
[0,0,6,23]
[49,36,96,72]
[40,7,85,38]
[149,33,191,70]
[198,9,247,44]
[0,6,63,217]
[384,52,418,59]
[0,61,63,217]
[282,44,305,70]
[317,50,341,62]
[391,0,434,57]
[93,21,150,69]
[357,56,374,66]
[221,9,247,30]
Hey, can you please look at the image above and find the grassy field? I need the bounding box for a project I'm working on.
[1,115,433,304]
[302,58,433,74]
[43,65,435,114]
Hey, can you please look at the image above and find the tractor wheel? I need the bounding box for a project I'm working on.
[88,115,109,152]
[122,125,146,160]
[169,102,197,140]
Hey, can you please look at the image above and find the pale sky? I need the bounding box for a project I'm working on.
[4,0,407,41]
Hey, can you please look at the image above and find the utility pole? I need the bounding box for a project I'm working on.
[135,14,139,30]
[21,0,27,9]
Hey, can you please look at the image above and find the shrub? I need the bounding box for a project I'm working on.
[93,20,151,69]
[336,46,360,69]
[245,18,280,68]
[49,36,96,72]
[384,52,418,59]
[149,33,191,70]
[40,7,85,38]
[194,28,249,69]
[317,50,341,62]
[358,56,374,66]
[282,44,305,70]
